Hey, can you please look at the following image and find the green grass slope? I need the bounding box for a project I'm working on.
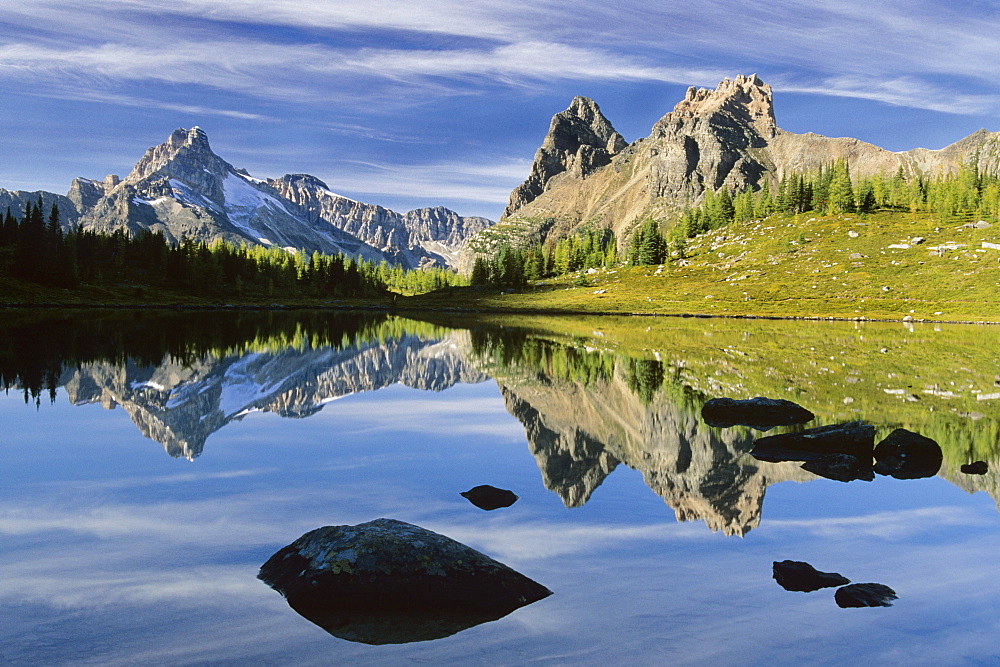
[409,210,1000,321]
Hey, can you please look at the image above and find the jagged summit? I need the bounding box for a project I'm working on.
[502,96,627,218]
[482,73,1000,249]
[662,73,776,139]
[124,126,227,188]
[276,173,333,192]
[3,125,496,270]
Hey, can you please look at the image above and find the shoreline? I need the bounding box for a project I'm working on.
[3,300,998,326]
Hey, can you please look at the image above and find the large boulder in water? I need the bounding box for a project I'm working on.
[258,518,551,644]
[701,396,814,430]
[751,421,875,462]
[773,560,850,592]
[873,428,942,479]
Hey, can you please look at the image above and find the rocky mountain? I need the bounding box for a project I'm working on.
[0,189,79,225]
[2,127,492,269]
[59,331,488,459]
[488,73,1000,247]
[503,96,627,219]
[269,174,492,268]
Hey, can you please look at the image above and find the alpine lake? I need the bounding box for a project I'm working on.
[2,309,998,665]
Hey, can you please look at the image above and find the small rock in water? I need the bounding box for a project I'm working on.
[835,583,898,608]
[461,485,519,510]
[773,560,850,592]
[701,396,814,431]
[961,461,989,475]
[802,453,874,482]
[873,428,942,479]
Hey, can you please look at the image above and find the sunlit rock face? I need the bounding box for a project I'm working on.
[496,365,814,536]
[69,127,389,262]
[489,73,1000,246]
[59,332,487,459]
[503,95,627,219]
[258,518,551,645]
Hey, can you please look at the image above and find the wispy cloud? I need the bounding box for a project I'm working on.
[315,158,532,207]
[4,1,1000,116]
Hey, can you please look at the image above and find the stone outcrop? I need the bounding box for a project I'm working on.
[503,96,627,218]
[773,560,850,592]
[751,421,876,462]
[460,485,519,511]
[834,583,898,608]
[701,396,814,430]
[490,74,1000,248]
[873,428,943,480]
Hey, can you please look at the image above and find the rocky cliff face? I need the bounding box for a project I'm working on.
[492,74,1000,246]
[269,174,491,268]
[0,188,79,225]
[503,96,627,219]
[7,128,492,270]
[59,331,487,459]
[495,366,813,536]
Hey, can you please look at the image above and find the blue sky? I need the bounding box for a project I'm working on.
[1,1,999,220]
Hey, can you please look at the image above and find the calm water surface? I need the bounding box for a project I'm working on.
[1,310,998,665]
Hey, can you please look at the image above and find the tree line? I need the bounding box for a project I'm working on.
[678,159,1000,238]
[0,199,462,298]
[470,228,617,287]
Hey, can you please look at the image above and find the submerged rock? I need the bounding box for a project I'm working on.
[461,485,519,510]
[701,396,814,431]
[751,421,875,462]
[873,429,942,480]
[961,461,989,475]
[773,560,850,592]
[259,518,551,644]
[834,583,898,608]
[801,453,874,483]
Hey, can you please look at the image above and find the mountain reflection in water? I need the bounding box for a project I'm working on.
[2,310,998,536]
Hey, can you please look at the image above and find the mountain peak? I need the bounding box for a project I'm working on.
[273,173,332,192]
[502,96,627,218]
[665,74,775,138]
[124,126,232,190]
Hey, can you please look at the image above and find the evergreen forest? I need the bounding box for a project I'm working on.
[0,200,464,300]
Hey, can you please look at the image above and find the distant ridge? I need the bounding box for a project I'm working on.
[0,128,493,270]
